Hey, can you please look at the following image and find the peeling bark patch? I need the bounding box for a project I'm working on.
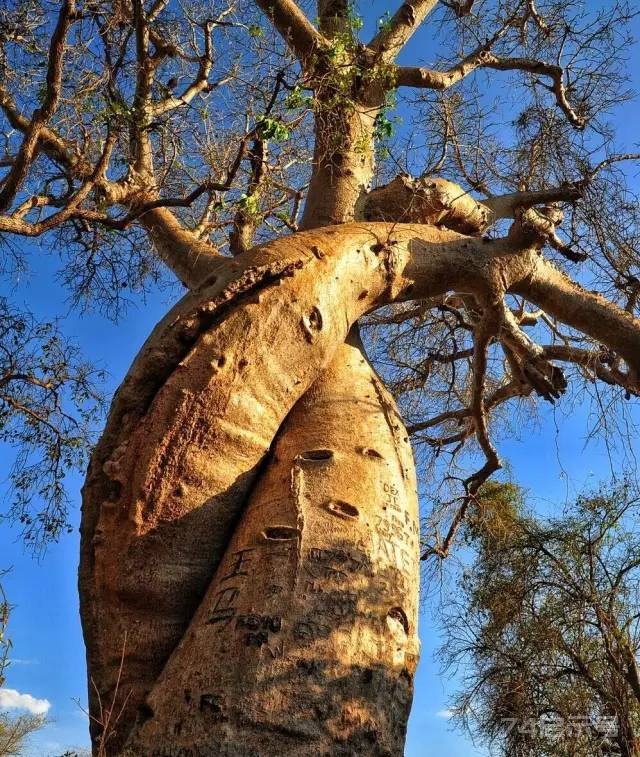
[301,306,323,342]
[262,526,300,541]
[326,499,360,520]
[387,606,409,635]
[297,448,334,462]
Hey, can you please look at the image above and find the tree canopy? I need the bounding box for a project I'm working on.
[0,0,639,558]
[2,1,640,753]
[440,482,640,756]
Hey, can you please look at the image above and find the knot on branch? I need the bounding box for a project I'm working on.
[400,3,417,26]
[521,358,567,402]
[509,203,586,262]
[514,204,563,241]
[362,174,490,234]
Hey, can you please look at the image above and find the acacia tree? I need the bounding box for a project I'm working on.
[440,483,640,757]
[1,0,640,754]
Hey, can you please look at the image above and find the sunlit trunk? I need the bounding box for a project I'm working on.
[128,332,420,754]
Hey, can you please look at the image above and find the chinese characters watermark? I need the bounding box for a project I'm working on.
[502,715,618,741]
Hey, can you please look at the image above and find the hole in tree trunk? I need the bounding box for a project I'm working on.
[301,306,323,342]
[199,694,224,714]
[357,446,384,459]
[138,703,154,723]
[262,526,300,541]
[387,606,409,635]
[297,448,334,462]
[326,500,360,520]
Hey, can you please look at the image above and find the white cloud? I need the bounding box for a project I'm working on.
[0,687,51,715]
[436,708,455,719]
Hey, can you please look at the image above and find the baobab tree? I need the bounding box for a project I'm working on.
[1,0,639,754]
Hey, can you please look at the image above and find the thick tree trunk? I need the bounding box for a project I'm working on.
[127,332,420,755]
[79,217,640,752]
[80,224,459,752]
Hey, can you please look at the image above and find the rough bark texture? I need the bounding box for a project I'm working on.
[80,223,462,751]
[362,175,491,234]
[127,335,420,755]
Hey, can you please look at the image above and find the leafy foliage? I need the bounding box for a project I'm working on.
[439,482,640,756]
[0,299,104,549]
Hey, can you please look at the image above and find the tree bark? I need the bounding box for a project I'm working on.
[300,105,377,229]
[80,223,458,752]
[127,332,420,755]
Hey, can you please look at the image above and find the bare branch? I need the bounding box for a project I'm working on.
[482,56,586,129]
[0,1,77,210]
[397,52,587,129]
[498,304,567,401]
[0,85,93,179]
[150,25,235,117]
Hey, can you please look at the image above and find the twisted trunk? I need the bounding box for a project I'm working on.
[80,223,459,753]
[79,214,640,752]
[128,333,420,754]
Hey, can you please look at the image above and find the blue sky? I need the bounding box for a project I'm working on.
[1,3,640,755]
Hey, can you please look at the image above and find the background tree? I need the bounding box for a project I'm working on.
[0,578,47,757]
[440,482,640,757]
[0,0,639,754]
[0,711,47,757]
[0,300,104,548]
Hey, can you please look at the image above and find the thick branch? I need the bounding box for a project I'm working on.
[254,0,325,64]
[368,1,439,61]
[541,345,639,395]
[396,53,586,129]
[482,186,583,220]
[512,258,640,379]
[137,207,220,289]
[0,1,77,210]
